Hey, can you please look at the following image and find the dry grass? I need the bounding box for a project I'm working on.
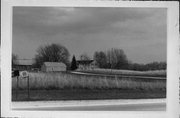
[12,72,166,90]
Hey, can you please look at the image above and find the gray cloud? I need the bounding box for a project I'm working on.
[13,7,166,63]
[13,7,165,35]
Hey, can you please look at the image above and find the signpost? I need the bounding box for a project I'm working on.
[20,71,30,100]
[20,71,29,78]
[13,70,30,100]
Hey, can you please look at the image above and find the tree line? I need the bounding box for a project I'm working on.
[12,43,166,71]
[127,62,166,71]
[94,48,129,69]
[93,48,166,71]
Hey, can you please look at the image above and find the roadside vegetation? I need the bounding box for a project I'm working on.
[12,71,166,91]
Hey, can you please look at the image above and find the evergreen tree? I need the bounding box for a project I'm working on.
[71,55,77,70]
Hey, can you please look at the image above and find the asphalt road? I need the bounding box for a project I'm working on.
[12,99,166,111]
[70,71,166,80]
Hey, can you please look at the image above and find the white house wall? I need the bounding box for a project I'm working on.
[41,62,67,72]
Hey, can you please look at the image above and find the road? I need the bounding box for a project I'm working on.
[12,99,166,111]
[70,71,166,80]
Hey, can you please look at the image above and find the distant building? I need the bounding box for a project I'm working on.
[41,62,67,72]
[14,59,34,71]
[77,60,95,70]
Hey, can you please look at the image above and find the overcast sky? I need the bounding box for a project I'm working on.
[13,7,167,64]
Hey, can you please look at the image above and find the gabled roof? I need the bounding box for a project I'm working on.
[15,59,34,66]
[43,62,66,67]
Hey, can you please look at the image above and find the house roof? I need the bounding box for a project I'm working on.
[15,59,34,66]
[43,62,66,67]
[77,60,94,65]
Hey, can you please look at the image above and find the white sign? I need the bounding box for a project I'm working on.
[20,71,29,78]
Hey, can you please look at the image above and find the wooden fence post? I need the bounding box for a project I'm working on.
[16,76,19,100]
[27,76,30,100]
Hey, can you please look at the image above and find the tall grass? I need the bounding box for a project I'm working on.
[12,72,166,91]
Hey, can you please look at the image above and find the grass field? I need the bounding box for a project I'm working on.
[12,89,166,101]
[12,71,166,91]
[12,70,166,101]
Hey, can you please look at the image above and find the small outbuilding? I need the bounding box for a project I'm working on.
[14,59,34,71]
[41,62,67,72]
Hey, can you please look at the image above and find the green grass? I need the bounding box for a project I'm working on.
[12,72,166,91]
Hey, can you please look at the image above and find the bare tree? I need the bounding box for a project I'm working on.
[79,53,91,60]
[94,48,129,69]
[34,44,70,68]
[94,51,107,68]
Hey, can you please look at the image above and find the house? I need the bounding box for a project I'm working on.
[41,62,67,72]
[13,59,34,71]
[77,60,95,70]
